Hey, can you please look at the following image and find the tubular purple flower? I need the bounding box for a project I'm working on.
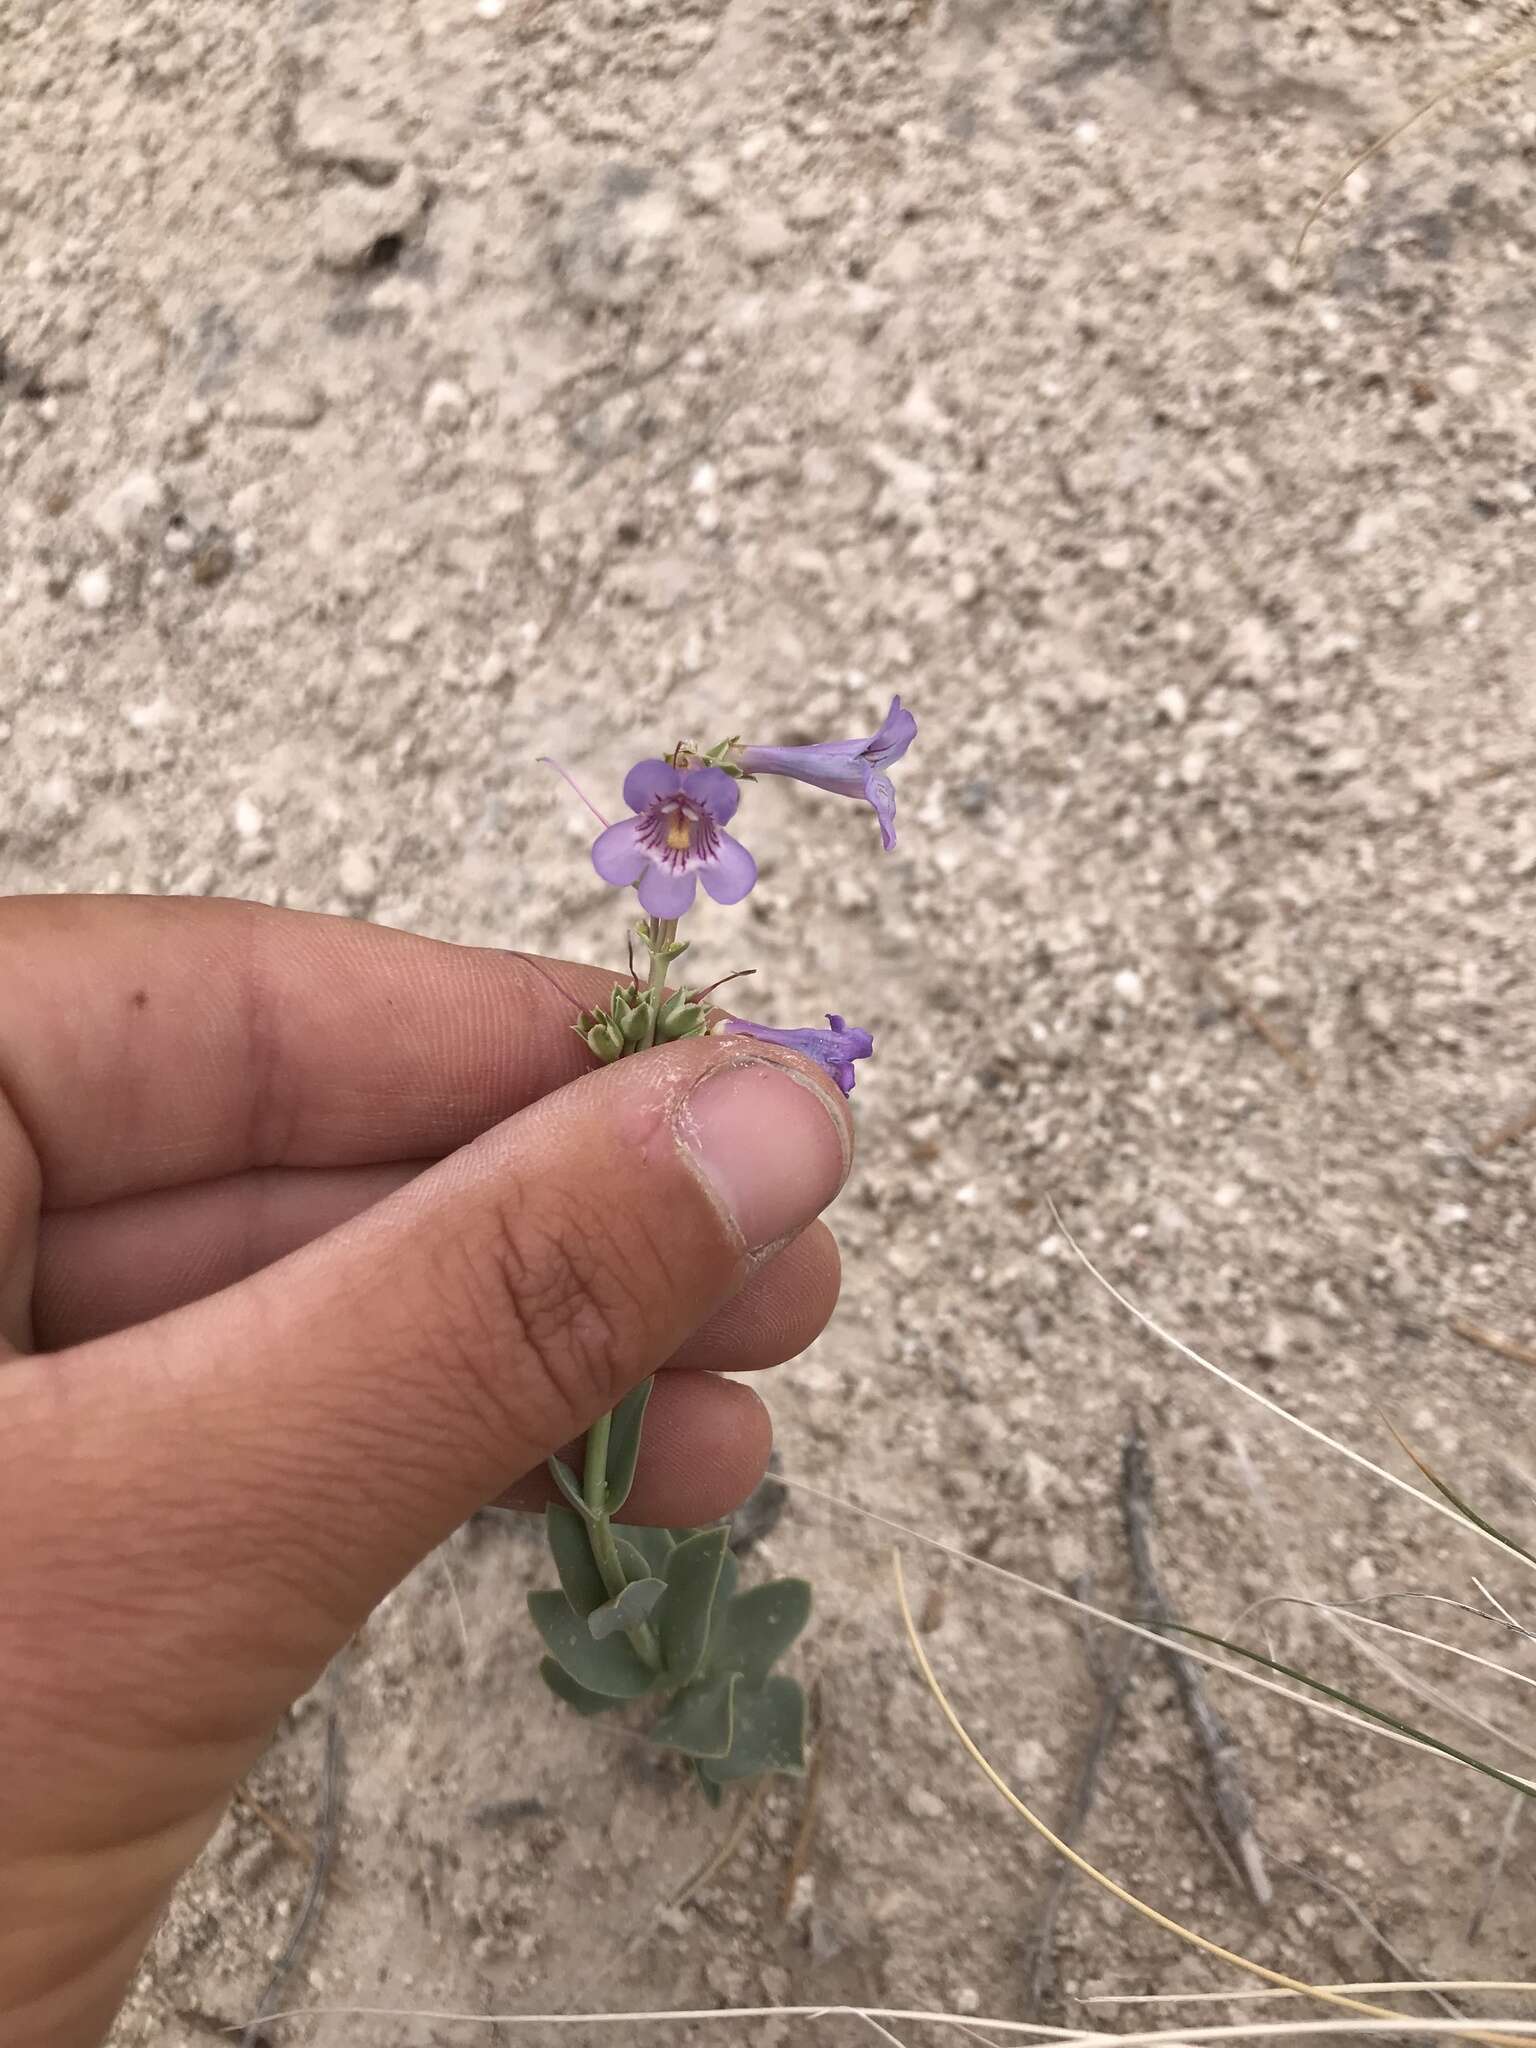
[723,1014,874,1096]
[736,696,917,852]
[591,758,757,918]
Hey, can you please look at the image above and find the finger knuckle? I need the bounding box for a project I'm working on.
[432,1180,652,1450]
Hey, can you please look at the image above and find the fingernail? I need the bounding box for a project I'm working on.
[679,1059,850,1253]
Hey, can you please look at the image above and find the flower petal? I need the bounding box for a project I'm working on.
[861,766,899,851]
[591,817,648,887]
[637,863,698,918]
[699,829,757,905]
[681,764,741,825]
[869,695,918,769]
[623,758,683,814]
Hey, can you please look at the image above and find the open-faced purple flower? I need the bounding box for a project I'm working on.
[591,759,757,918]
[724,1013,874,1095]
[737,696,917,851]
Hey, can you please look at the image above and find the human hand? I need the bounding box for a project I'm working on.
[0,896,851,2048]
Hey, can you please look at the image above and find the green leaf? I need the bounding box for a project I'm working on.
[539,1655,622,1718]
[589,1576,667,1640]
[649,1672,738,1759]
[657,1527,729,1686]
[693,1762,724,1807]
[528,1590,655,1698]
[616,1525,674,1576]
[711,1578,812,1687]
[700,1675,807,1783]
[604,1377,655,1516]
[548,1456,592,1521]
[546,1505,607,1618]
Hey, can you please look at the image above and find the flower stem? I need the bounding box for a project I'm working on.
[639,916,678,1051]
[582,1392,661,1670]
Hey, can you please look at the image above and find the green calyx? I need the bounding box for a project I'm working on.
[575,979,711,1065]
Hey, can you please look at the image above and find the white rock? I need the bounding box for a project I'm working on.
[735,207,792,265]
[338,849,378,900]
[1155,682,1189,725]
[232,796,265,839]
[75,565,114,611]
[475,0,505,16]
[1446,362,1481,398]
[1345,1556,1377,1601]
[94,471,165,546]
[905,1786,946,1822]
[478,651,511,687]
[422,378,470,432]
[1113,967,1144,1004]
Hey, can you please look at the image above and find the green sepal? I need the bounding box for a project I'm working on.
[648,1671,738,1759]
[528,1590,655,1698]
[710,1578,812,1688]
[656,996,709,1043]
[656,1526,729,1686]
[589,1576,667,1640]
[545,1504,606,1617]
[616,1525,675,1576]
[621,1003,652,1047]
[575,1017,624,1063]
[698,1675,807,1783]
[539,1655,623,1718]
[604,1376,654,1516]
[548,1455,593,1521]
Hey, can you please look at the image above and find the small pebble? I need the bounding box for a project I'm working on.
[422,379,470,432]
[232,797,265,840]
[1113,968,1144,1004]
[75,565,113,611]
[906,1785,946,1822]
[338,849,378,901]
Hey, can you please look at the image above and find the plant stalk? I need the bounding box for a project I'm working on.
[581,1349,662,1670]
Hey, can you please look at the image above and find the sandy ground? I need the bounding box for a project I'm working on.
[6,0,1536,2042]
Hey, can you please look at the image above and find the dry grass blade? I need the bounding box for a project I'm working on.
[784,1475,1536,1794]
[1052,1210,1536,1580]
[1196,960,1316,1088]
[1295,38,1536,258]
[890,1552,1530,2048]
[240,1685,345,2048]
[1452,1318,1536,1372]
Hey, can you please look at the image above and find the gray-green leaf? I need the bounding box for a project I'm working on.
[657,1527,729,1687]
[711,1578,812,1687]
[616,1524,675,1576]
[539,1655,622,1718]
[649,1672,738,1759]
[528,1590,655,1698]
[699,1675,807,1782]
[548,1456,592,1521]
[589,1576,667,1640]
[603,1377,655,1516]
[546,1504,607,1618]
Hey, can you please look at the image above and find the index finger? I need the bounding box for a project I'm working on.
[0,896,623,1209]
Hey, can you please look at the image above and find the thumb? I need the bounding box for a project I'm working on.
[4,1034,849,1769]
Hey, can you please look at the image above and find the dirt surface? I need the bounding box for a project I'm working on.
[6,0,1536,2042]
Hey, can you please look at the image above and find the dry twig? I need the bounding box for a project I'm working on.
[1452,1316,1536,1371]
[1475,1102,1536,1159]
[1196,960,1316,1089]
[1024,1593,1142,2013]
[1122,1424,1272,1909]
[779,1678,826,1919]
[240,1678,345,2048]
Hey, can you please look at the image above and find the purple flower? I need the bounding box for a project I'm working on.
[737,696,917,851]
[724,1013,874,1096]
[592,759,757,919]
